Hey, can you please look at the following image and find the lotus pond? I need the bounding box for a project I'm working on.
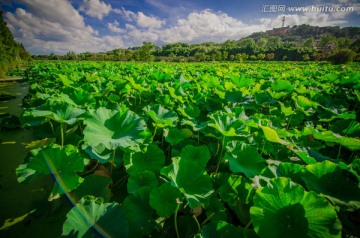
[1,61,360,237]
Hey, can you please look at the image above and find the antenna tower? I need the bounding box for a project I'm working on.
[282,16,285,28]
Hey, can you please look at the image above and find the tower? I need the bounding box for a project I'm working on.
[282,16,285,28]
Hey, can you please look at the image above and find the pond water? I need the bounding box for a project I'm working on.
[0,82,67,237]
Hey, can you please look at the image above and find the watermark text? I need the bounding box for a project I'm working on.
[261,5,354,13]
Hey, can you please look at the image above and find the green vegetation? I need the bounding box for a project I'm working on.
[32,25,359,63]
[0,11,31,78]
[15,61,360,237]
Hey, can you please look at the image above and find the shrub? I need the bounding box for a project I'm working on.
[328,49,356,64]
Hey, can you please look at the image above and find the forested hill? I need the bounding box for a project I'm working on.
[246,24,360,42]
[0,10,31,77]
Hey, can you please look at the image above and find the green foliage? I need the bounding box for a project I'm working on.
[16,61,360,237]
[250,177,342,238]
[0,11,31,77]
[328,49,356,64]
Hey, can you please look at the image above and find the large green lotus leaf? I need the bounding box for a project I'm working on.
[276,162,305,186]
[73,175,112,202]
[144,104,178,127]
[149,182,182,217]
[62,196,128,238]
[217,174,255,224]
[205,196,228,223]
[127,170,158,194]
[177,103,200,119]
[260,126,288,145]
[28,144,84,195]
[278,102,294,116]
[313,130,360,151]
[201,221,244,238]
[306,128,360,151]
[163,127,193,146]
[30,100,85,125]
[330,120,360,137]
[83,107,151,152]
[271,79,294,92]
[124,144,165,176]
[58,89,96,108]
[250,177,342,238]
[226,143,266,178]
[123,188,155,237]
[180,144,211,168]
[294,95,318,110]
[82,143,112,162]
[208,111,249,137]
[161,157,214,208]
[302,161,360,210]
[219,174,254,206]
[229,74,255,88]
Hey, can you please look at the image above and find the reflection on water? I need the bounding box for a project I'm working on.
[0,82,66,237]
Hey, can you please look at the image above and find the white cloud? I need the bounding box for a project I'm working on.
[157,10,254,43]
[114,8,165,29]
[79,0,112,20]
[114,7,137,22]
[5,0,124,54]
[107,20,126,33]
[136,12,165,29]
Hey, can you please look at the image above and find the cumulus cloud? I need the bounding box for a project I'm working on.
[107,20,126,33]
[114,8,165,29]
[5,0,124,54]
[113,7,137,22]
[79,0,112,20]
[136,12,165,29]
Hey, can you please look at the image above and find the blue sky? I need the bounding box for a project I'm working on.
[1,0,359,54]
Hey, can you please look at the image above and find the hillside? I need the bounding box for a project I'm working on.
[0,10,31,78]
[247,24,360,41]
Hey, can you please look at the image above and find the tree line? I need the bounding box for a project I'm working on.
[36,35,359,64]
[31,24,360,64]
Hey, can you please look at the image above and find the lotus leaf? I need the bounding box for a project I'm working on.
[250,177,341,238]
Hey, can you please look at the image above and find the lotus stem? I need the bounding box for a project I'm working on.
[244,220,252,229]
[337,145,342,160]
[152,125,158,140]
[49,120,55,135]
[60,123,64,148]
[175,198,182,238]
[215,136,225,174]
[192,215,201,234]
[79,161,99,176]
[201,212,215,225]
[286,114,293,130]
[110,150,115,174]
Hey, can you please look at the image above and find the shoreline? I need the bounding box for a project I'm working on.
[0,78,23,82]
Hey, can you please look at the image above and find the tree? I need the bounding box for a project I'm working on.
[257,53,266,60]
[194,52,206,61]
[302,54,310,61]
[266,37,281,49]
[256,38,268,49]
[303,37,314,48]
[136,41,156,61]
[328,49,356,64]
[319,34,337,47]
[266,53,275,60]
